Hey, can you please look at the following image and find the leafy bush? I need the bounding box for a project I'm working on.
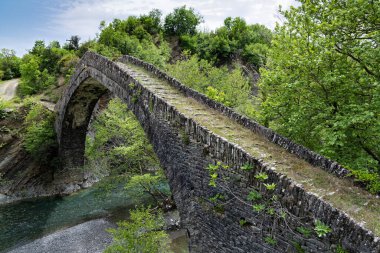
[105,207,171,253]
[23,103,57,161]
[124,171,170,204]
[85,98,159,175]
[19,55,56,96]
[0,48,21,80]
[96,11,170,67]
[0,99,11,119]
[164,5,203,36]
[166,54,253,113]
[179,18,272,68]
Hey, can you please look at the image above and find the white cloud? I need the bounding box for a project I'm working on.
[49,0,298,41]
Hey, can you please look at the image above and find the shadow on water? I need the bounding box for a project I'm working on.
[0,181,153,253]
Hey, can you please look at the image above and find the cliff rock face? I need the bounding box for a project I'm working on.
[0,108,97,202]
[0,138,55,199]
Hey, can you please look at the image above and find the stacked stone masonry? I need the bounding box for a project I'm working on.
[55,52,380,253]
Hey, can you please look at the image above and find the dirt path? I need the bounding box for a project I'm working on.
[0,79,19,101]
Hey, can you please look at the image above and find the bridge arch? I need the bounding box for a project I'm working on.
[55,52,380,253]
[56,56,132,169]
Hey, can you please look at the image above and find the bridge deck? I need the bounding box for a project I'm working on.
[117,61,380,236]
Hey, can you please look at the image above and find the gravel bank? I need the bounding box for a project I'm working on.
[7,219,115,253]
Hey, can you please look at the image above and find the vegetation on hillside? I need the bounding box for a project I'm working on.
[0,49,20,80]
[258,0,380,193]
[18,40,79,97]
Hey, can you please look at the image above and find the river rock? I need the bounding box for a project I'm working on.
[7,219,116,253]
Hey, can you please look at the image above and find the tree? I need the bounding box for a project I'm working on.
[30,40,46,57]
[64,35,81,51]
[124,171,170,205]
[85,98,160,175]
[258,0,380,193]
[164,5,203,36]
[0,49,21,80]
[178,17,272,68]
[104,207,172,253]
[19,54,55,96]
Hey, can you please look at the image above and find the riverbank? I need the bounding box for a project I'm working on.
[7,219,115,253]
[6,215,188,253]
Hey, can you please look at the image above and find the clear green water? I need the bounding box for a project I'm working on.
[0,182,154,252]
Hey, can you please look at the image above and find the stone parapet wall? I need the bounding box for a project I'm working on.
[119,55,350,178]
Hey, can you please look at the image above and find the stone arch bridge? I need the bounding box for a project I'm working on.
[55,52,379,253]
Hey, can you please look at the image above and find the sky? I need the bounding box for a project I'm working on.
[0,0,298,56]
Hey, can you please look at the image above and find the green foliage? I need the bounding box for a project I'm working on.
[254,172,268,182]
[258,0,380,193]
[0,99,11,119]
[63,35,80,51]
[23,103,57,161]
[206,162,220,187]
[85,98,159,175]
[209,193,225,203]
[19,55,55,96]
[292,241,305,253]
[78,39,122,59]
[247,190,262,201]
[97,10,170,67]
[296,226,312,238]
[124,171,170,204]
[166,54,254,115]
[17,39,77,97]
[264,183,276,191]
[252,204,266,213]
[164,6,203,36]
[336,244,348,253]
[179,18,272,68]
[239,218,247,227]
[0,49,21,80]
[314,220,332,237]
[104,207,172,253]
[240,163,253,171]
[264,236,277,246]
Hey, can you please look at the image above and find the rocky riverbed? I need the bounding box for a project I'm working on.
[7,219,115,253]
[6,216,188,253]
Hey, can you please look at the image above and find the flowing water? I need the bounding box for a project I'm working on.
[0,181,188,252]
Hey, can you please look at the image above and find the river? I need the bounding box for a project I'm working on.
[0,180,188,252]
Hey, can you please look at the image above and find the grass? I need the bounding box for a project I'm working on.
[119,61,380,236]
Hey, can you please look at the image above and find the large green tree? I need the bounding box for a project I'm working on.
[0,49,21,80]
[164,5,203,36]
[258,0,380,192]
